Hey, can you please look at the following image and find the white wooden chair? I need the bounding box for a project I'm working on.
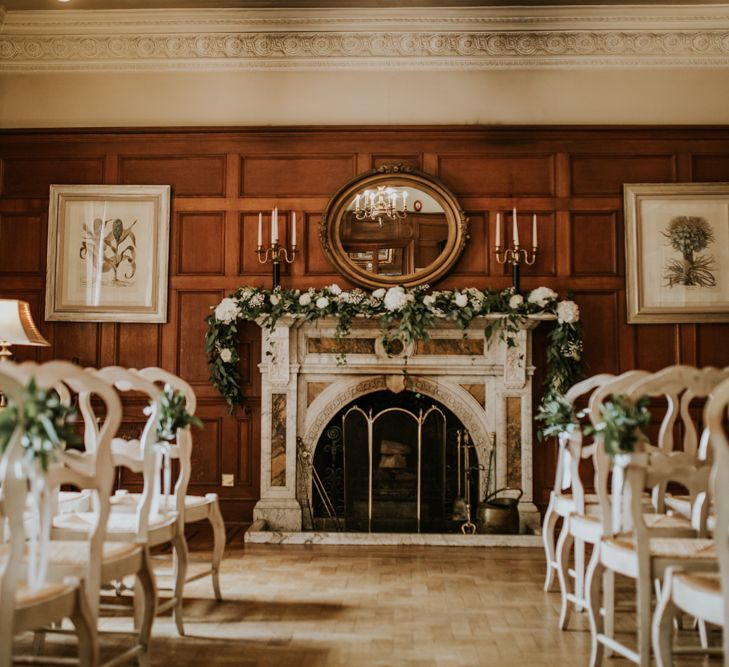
[0,365,98,667]
[585,365,721,667]
[1,361,157,667]
[543,373,614,593]
[555,370,656,630]
[51,366,189,635]
[115,367,225,602]
[652,373,729,666]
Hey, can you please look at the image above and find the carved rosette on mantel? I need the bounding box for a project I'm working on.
[252,314,551,539]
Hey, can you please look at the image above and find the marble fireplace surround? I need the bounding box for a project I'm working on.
[247,314,550,545]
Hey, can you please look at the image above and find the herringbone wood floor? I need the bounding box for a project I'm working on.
[15,531,723,666]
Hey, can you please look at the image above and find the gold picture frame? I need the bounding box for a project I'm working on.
[45,184,171,323]
[624,182,729,323]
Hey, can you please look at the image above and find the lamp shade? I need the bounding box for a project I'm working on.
[0,299,50,347]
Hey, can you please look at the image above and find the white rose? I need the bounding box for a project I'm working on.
[557,300,580,324]
[509,294,524,309]
[384,286,408,312]
[528,286,558,308]
[214,297,241,324]
[423,295,436,307]
[454,293,468,308]
[269,294,280,306]
[219,348,233,363]
[299,293,312,306]
[328,283,342,295]
[316,296,330,309]
[372,288,386,300]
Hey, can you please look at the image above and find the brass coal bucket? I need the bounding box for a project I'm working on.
[477,488,523,535]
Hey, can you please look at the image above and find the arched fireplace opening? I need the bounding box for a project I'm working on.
[311,390,482,533]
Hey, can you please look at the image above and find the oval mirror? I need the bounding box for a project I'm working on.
[320,165,468,289]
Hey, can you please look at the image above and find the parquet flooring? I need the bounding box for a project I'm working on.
[14,538,723,666]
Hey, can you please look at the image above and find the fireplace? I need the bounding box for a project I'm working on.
[248,314,548,543]
[310,390,481,534]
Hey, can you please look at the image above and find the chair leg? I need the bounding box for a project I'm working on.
[70,583,99,667]
[652,569,676,667]
[135,548,157,667]
[207,494,225,602]
[556,521,574,630]
[172,530,189,636]
[574,537,586,610]
[603,569,615,658]
[585,545,604,667]
[542,494,559,592]
[637,571,653,667]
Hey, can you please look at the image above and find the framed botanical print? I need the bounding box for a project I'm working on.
[624,182,729,323]
[45,184,171,323]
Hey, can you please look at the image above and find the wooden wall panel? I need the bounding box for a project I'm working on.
[3,126,729,522]
[240,155,356,196]
[177,212,226,276]
[571,155,676,194]
[691,155,729,182]
[438,155,554,195]
[177,290,222,385]
[571,212,619,276]
[119,155,226,197]
[0,213,44,275]
[1,157,104,197]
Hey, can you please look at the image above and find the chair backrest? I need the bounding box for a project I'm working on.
[0,366,29,644]
[625,365,729,528]
[587,369,651,535]
[0,360,121,617]
[134,367,196,521]
[706,375,729,631]
[551,373,615,513]
[93,366,162,537]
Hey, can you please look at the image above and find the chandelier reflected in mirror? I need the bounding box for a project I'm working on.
[353,185,408,226]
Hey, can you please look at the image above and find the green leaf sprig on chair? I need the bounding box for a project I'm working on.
[535,393,581,441]
[588,394,651,456]
[0,379,79,471]
[151,384,203,442]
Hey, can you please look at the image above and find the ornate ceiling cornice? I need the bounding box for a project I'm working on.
[1,6,729,72]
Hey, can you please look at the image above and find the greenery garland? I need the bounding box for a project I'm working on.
[204,284,584,415]
[0,379,79,471]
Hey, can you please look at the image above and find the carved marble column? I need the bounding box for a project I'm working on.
[253,316,303,531]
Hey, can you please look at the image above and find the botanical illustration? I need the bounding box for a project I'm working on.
[79,217,137,287]
[662,215,716,288]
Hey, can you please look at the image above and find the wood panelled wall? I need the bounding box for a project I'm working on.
[2,126,729,522]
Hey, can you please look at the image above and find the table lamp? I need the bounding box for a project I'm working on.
[0,299,50,407]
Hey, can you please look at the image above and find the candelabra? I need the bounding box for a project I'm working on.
[256,209,298,289]
[494,209,538,293]
[354,185,408,226]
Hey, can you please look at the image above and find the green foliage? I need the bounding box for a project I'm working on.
[0,379,79,471]
[588,394,651,456]
[205,284,585,416]
[535,393,579,441]
[150,384,203,442]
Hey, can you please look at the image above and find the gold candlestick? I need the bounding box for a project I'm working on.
[494,244,537,293]
[256,241,297,289]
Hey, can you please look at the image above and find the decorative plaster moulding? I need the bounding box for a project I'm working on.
[2,6,729,72]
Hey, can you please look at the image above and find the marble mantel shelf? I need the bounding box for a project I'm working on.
[250,313,550,540]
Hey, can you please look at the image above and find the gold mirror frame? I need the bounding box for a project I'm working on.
[320,164,469,289]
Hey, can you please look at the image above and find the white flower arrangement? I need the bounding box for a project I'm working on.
[205,284,584,414]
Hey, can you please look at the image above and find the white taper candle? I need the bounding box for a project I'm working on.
[495,212,501,248]
[512,207,519,246]
[292,211,297,247]
[257,212,263,248]
[532,213,538,248]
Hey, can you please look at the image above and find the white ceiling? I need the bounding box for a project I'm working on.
[2,0,727,8]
